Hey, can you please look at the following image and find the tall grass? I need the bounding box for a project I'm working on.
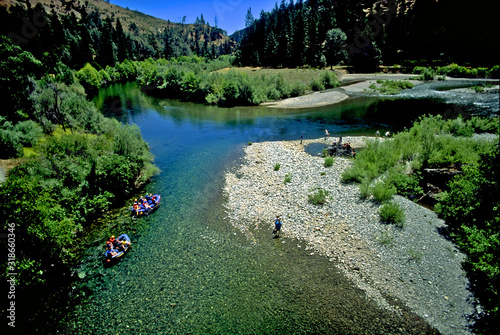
[379,202,406,227]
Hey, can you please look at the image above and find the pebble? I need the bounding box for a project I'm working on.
[223,137,476,335]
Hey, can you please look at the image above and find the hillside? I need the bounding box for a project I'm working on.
[233,0,499,68]
[0,0,235,67]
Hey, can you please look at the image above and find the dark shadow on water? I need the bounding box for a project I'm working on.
[304,142,328,156]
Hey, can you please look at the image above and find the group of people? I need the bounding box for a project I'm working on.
[325,135,356,158]
[105,235,130,258]
[132,194,159,216]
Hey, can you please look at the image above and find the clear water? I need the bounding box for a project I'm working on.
[57,81,495,334]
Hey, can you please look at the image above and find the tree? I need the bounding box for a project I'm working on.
[324,28,347,68]
[0,36,43,121]
[245,7,254,28]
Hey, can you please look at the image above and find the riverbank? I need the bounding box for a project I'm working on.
[263,73,423,108]
[223,137,476,335]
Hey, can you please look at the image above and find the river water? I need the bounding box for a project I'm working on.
[57,80,497,334]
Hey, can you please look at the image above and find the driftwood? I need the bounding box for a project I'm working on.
[423,168,462,176]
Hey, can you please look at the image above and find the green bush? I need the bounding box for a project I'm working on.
[0,128,23,158]
[274,163,281,171]
[76,63,102,91]
[284,174,292,184]
[413,66,435,80]
[324,156,334,167]
[290,82,306,97]
[372,182,396,203]
[359,178,372,199]
[308,188,330,205]
[320,70,340,89]
[386,168,423,199]
[14,120,43,147]
[379,201,406,226]
[310,78,325,91]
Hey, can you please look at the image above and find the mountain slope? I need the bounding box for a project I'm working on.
[1,0,235,68]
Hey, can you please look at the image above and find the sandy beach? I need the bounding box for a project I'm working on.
[223,137,476,335]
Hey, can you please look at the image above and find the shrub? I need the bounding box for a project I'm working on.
[13,120,43,147]
[76,63,102,91]
[324,156,334,167]
[372,182,396,203]
[284,174,292,184]
[274,163,280,171]
[290,82,306,97]
[413,66,435,80]
[359,178,372,199]
[0,128,23,158]
[487,65,499,79]
[386,168,423,199]
[320,70,339,89]
[308,188,329,205]
[310,78,325,91]
[379,201,406,226]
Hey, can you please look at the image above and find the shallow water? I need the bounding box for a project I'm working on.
[56,81,496,333]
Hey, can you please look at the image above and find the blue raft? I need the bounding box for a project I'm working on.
[104,234,131,263]
[130,194,161,218]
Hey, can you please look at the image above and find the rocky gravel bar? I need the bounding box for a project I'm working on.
[223,137,477,335]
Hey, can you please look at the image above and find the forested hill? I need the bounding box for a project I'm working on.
[234,0,499,69]
[0,0,235,70]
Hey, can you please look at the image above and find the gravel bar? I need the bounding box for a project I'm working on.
[223,137,476,335]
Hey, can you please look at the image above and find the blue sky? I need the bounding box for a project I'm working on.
[110,0,278,34]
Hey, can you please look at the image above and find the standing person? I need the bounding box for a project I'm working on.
[300,134,303,144]
[325,129,330,139]
[273,215,282,238]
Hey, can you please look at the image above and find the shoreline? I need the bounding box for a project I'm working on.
[261,73,498,109]
[223,137,475,335]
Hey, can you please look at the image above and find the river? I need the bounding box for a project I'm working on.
[54,80,497,334]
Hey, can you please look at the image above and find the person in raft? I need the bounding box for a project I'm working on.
[273,215,282,238]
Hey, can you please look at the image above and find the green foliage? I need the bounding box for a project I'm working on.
[324,156,334,167]
[320,71,340,89]
[0,127,23,158]
[324,28,347,67]
[76,63,103,91]
[284,174,292,184]
[342,114,499,325]
[369,80,415,95]
[0,36,44,121]
[308,188,330,205]
[14,120,43,147]
[371,182,396,203]
[414,66,436,80]
[0,118,43,158]
[435,145,499,324]
[309,78,325,91]
[379,202,406,227]
[413,64,499,79]
[359,178,372,199]
[274,163,281,171]
[386,168,423,199]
